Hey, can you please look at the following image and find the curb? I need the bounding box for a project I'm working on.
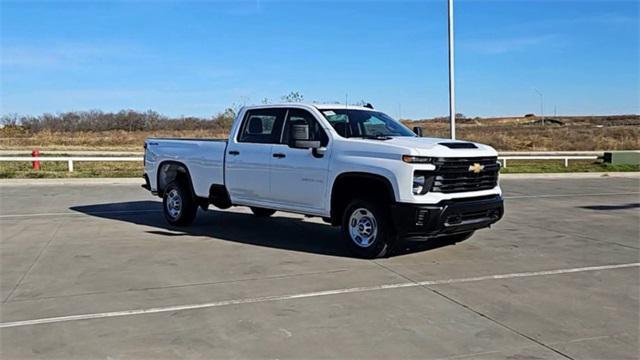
[0,178,144,186]
[500,172,640,179]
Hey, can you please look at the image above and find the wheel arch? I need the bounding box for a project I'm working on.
[156,160,196,198]
[330,172,396,225]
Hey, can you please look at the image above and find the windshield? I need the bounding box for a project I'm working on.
[320,109,416,138]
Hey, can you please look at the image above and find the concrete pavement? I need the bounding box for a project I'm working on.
[0,176,638,359]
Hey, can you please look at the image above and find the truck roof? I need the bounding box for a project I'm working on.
[241,103,377,112]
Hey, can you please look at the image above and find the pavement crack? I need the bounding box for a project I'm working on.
[1,223,28,243]
[371,260,576,360]
[425,287,576,360]
[3,220,64,303]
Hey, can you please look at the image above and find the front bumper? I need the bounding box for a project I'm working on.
[391,195,504,239]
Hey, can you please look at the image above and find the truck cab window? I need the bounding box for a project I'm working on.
[281,108,328,146]
[238,109,286,144]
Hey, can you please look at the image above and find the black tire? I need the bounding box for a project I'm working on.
[438,231,475,243]
[341,199,394,259]
[250,207,276,217]
[163,181,198,226]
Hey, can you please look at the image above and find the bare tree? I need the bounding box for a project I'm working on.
[0,113,19,127]
[281,91,304,103]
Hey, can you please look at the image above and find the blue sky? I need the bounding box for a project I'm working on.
[1,0,638,119]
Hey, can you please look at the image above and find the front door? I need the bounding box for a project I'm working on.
[269,108,331,212]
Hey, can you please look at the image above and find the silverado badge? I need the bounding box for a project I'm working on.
[469,163,484,174]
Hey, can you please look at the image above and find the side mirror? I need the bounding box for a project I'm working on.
[289,123,320,149]
[413,126,423,137]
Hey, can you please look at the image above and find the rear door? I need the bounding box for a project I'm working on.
[225,108,286,203]
[269,108,331,212]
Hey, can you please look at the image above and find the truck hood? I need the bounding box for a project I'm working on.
[383,136,498,157]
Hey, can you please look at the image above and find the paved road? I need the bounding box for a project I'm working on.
[1,176,639,359]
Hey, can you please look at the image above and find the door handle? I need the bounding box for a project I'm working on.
[228,150,240,156]
[272,153,286,159]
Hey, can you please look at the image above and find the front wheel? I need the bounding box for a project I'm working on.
[342,199,394,259]
[163,181,198,226]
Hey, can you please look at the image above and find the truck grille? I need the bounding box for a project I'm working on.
[430,157,500,193]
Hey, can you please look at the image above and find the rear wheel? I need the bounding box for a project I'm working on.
[342,199,394,259]
[163,181,198,226]
[250,207,276,217]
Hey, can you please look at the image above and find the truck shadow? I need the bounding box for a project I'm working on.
[578,203,640,211]
[70,201,459,258]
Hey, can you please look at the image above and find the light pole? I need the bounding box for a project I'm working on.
[448,0,456,139]
[534,89,544,126]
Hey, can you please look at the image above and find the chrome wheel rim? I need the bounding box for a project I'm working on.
[166,189,182,219]
[348,208,378,248]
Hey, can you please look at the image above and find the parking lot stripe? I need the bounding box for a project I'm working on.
[1,262,637,329]
[416,263,639,285]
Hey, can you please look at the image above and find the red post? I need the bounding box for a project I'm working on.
[31,149,40,170]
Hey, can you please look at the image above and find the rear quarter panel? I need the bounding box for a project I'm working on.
[145,139,227,197]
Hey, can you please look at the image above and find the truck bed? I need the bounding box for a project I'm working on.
[145,138,228,197]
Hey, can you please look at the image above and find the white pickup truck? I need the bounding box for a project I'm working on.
[143,103,503,258]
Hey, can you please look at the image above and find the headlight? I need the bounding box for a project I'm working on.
[413,175,427,195]
[403,155,433,164]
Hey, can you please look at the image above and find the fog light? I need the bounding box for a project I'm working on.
[447,215,462,225]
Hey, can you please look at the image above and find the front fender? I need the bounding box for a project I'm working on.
[329,154,402,202]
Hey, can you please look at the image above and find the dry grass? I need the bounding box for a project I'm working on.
[0,129,226,151]
[0,161,142,178]
[415,123,639,151]
[410,115,640,151]
[3,114,636,178]
[1,115,638,151]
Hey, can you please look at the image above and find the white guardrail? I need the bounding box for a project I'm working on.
[0,151,603,172]
[0,157,142,172]
[498,155,599,168]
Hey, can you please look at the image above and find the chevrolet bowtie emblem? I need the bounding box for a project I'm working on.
[469,163,484,174]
